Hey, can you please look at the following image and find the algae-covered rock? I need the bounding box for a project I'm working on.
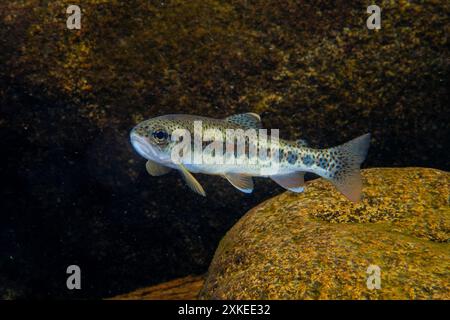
[1,1,448,168]
[110,275,205,300]
[200,168,450,299]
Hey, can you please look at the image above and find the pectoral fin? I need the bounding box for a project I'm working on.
[223,173,254,193]
[146,160,171,176]
[178,164,206,197]
[271,172,305,192]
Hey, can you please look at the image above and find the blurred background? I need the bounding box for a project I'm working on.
[0,0,448,298]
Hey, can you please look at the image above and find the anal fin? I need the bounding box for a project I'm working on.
[271,172,305,192]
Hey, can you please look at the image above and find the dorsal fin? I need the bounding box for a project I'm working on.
[225,113,262,129]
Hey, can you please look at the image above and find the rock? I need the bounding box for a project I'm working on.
[200,168,450,299]
[110,275,205,300]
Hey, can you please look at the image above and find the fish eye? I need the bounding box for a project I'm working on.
[152,129,168,143]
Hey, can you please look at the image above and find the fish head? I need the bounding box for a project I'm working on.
[130,115,193,163]
[130,117,174,163]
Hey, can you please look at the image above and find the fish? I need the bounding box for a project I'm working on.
[130,113,370,202]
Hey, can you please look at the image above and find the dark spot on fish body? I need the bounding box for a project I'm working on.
[318,157,328,169]
[329,162,336,170]
[303,154,314,166]
[287,151,298,164]
[278,148,285,160]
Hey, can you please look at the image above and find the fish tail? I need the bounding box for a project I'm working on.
[319,133,371,202]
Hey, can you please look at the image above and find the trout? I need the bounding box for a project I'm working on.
[130,113,370,202]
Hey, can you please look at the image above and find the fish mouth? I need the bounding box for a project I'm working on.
[130,132,156,160]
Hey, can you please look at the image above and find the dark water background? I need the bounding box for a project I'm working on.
[0,1,448,299]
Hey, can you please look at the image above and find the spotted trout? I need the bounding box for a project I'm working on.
[130,113,370,202]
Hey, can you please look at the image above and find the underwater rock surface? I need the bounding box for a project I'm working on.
[110,274,205,300]
[200,168,450,299]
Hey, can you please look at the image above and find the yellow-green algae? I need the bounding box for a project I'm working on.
[1,1,448,160]
[200,168,450,299]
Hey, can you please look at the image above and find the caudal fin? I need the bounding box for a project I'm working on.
[328,133,371,202]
